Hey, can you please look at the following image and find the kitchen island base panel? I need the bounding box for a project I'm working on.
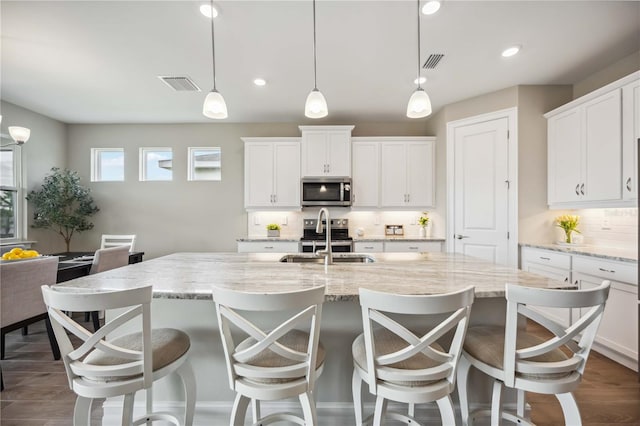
[103,297,521,423]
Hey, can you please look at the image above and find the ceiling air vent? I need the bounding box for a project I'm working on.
[422,54,444,69]
[158,76,201,92]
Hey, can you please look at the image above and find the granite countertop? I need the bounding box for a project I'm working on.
[520,243,637,263]
[237,238,301,242]
[54,252,573,302]
[354,236,446,242]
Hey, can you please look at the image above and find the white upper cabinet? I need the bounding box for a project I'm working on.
[351,139,380,207]
[243,138,300,210]
[622,79,639,202]
[299,125,353,177]
[546,71,639,208]
[380,138,435,208]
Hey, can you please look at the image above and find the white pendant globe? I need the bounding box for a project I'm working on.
[304,88,328,118]
[203,90,228,119]
[406,88,432,118]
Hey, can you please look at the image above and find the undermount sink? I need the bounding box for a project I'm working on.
[279,253,376,263]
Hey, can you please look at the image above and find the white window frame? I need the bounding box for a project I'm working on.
[139,147,173,182]
[0,145,25,242]
[91,148,125,182]
[187,147,222,181]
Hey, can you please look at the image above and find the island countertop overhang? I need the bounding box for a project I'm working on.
[53,252,575,301]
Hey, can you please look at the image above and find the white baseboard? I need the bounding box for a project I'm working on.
[592,342,638,372]
[102,399,528,426]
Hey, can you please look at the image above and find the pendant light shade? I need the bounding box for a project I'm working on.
[305,88,328,119]
[407,0,432,119]
[407,88,432,118]
[304,0,328,119]
[203,0,227,119]
[203,89,228,119]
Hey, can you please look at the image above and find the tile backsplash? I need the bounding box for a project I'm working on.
[571,208,638,250]
[246,209,444,239]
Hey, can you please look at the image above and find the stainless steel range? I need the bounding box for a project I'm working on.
[300,218,352,253]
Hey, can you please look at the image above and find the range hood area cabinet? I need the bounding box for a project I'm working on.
[300,125,354,177]
[545,71,639,208]
[352,137,435,208]
[243,137,301,209]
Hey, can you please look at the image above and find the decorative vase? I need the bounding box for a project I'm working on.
[419,226,426,238]
[564,229,573,244]
[268,230,280,237]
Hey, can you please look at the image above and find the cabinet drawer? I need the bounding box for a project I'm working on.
[384,241,442,253]
[237,241,300,253]
[521,247,571,270]
[354,242,384,253]
[573,255,637,285]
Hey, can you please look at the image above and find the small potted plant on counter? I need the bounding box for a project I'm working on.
[266,223,281,238]
[418,212,430,238]
[555,214,580,244]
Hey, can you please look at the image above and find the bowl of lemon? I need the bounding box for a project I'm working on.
[1,247,41,261]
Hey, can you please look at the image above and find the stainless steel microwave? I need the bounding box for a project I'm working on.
[301,177,352,207]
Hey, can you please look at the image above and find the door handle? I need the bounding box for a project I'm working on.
[575,184,580,196]
[455,234,470,239]
[580,183,585,195]
[626,177,632,192]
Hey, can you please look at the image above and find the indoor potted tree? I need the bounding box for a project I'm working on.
[26,167,99,252]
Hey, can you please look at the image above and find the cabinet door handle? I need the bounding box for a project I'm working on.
[455,234,470,239]
[407,194,410,202]
[580,183,585,195]
[574,280,579,285]
[626,177,632,192]
[273,194,277,203]
[408,246,419,250]
[598,267,615,274]
[575,184,580,195]
[539,256,551,261]
[564,277,569,282]
[364,246,374,249]
[264,246,274,249]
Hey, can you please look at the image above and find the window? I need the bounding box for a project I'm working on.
[0,147,23,240]
[91,148,124,182]
[139,148,173,181]
[188,147,221,181]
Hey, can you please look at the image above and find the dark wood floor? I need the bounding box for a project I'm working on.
[1,319,638,425]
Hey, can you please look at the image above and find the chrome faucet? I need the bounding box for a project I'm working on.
[315,208,333,265]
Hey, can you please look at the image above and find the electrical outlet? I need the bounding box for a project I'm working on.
[601,217,611,230]
[253,215,260,226]
[281,215,288,226]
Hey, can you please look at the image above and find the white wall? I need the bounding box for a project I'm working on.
[1,101,68,253]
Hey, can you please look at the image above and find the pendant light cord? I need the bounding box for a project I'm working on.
[210,0,217,91]
[416,0,421,89]
[313,0,318,90]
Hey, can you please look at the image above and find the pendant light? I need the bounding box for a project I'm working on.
[304,0,328,118]
[203,0,227,119]
[407,0,432,119]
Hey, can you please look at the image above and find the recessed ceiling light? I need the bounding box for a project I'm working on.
[501,45,521,58]
[422,1,441,15]
[200,4,219,19]
[253,78,266,87]
[414,76,427,85]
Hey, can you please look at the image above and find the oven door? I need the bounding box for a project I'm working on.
[301,241,353,253]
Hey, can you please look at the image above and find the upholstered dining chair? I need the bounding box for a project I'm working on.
[42,284,196,426]
[90,245,131,275]
[1,256,60,361]
[100,234,137,252]
[457,281,610,426]
[213,285,326,426]
[352,286,475,426]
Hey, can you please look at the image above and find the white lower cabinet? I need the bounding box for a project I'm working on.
[572,255,638,371]
[520,246,638,371]
[384,241,442,253]
[353,241,384,253]
[520,247,572,327]
[237,241,300,253]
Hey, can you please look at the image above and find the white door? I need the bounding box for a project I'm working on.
[301,132,328,176]
[273,142,300,207]
[622,79,639,201]
[453,117,510,264]
[406,141,434,207]
[548,109,582,203]
[244,143,275,208]
[352,141,380,207]
[380,142,407,206]
[327,131,351,176]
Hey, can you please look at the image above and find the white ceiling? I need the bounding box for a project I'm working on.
[1,1,639,124]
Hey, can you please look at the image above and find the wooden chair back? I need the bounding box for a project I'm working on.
[41,285,153,392]
[358,286,475,393]
[100,234,136,252]
[213,286,325,391]
[503,281,611,388]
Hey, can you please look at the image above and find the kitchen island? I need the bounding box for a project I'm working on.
[55,252,572,424]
